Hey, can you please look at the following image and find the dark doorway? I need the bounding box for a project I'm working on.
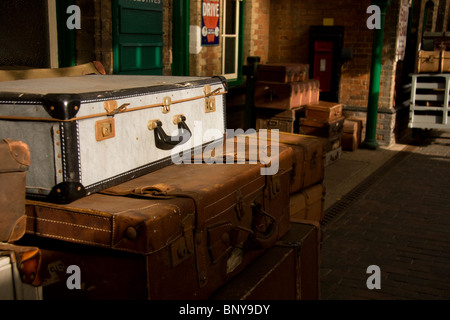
[309,26,345,102]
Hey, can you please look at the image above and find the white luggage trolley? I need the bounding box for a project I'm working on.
[409,73,450,130]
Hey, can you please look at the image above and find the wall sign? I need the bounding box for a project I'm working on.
[396,0,410,61]
[201,0,220,46]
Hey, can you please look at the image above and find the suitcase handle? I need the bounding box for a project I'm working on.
[149,115,192,150]
[248,202,279,250]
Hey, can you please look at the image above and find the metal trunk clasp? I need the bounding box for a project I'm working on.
[203,85,218,113]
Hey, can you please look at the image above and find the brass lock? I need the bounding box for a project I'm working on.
[203,85,217,113]
[95,118,115,141]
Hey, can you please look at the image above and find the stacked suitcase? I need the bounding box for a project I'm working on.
[253,63,319,133]
[250,63,326,227]
[341,118,364,151]
[274,133,326,224]
[0,139,43,300]
[0,73,323,300]
[300,101,345,167]
[211,220,321,300]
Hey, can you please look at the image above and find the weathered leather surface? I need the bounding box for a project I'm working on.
[254,79,320,110]
[227,131,325,193]
[23,159,293,299]
[300,115,345,139]
[0,61,105,82]
[26,193,196,255]
[275,132,325,191]
[211,221,321,300]
[305,101,343,122]
[0,243,41,286]
[256,63,310,83]
[0,139,30,242]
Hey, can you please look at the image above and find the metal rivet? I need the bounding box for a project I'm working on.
[125,226,137,240]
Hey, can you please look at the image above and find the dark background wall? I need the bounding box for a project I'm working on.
[0,0,50,68]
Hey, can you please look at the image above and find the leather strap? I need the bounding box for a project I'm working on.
[0,90,227,123]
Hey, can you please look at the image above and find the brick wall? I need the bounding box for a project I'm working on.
[265,0,402,109]
[261,0,406,145]
[189,0,222,76]
[190,0,272,77]
[268,0,322,64]
[243,0,271,64]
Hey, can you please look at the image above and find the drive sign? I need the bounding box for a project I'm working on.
[201,0,220,46]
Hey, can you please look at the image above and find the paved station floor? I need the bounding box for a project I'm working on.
[320,130,450,300]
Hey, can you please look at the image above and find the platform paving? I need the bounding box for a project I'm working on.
[320,130,450,300]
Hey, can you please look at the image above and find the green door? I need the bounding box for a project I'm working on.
[112,0,163,75]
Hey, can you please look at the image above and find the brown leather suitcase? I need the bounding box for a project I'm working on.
[228,131,325,194]
[255,107,305,133]
[254,79,319,110]
[20,160,292,300]
[324,147,342,167]
[289,183,325,223]
[256,63,309,83]
[254,81,302,110]
[305,101,343,122]
[0,243,42,299]
[300,116,345,139]
[0,139,30,243]
[211,221,321,300]
[274,132,325,193]
[299,79,320,107]
[341,119,363,151]
[321,135,342,153]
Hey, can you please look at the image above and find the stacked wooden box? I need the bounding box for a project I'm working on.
[254,63,319,133]
[300,101,345,166]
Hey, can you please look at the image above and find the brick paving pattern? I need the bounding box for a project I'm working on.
[320,131,450,300]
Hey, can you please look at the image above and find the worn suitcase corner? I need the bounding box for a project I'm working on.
[47,182,87,204]
[42,94,82,120]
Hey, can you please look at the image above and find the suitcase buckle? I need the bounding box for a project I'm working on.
[203,85,217,113]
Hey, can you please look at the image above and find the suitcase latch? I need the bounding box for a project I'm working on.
[203,85,217,113]
[266,175,281,199]
[104,100,129,116]
[95,118,115,141]
[162,96,171,114]
[170,214,195,268]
